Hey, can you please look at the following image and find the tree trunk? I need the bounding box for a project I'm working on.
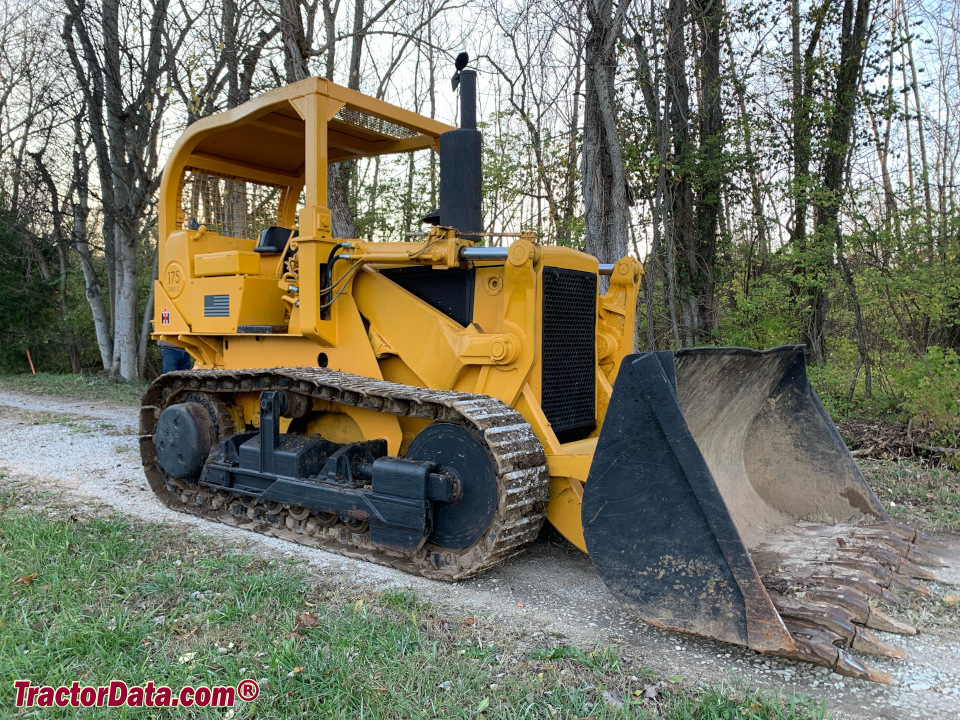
[810,0,871,364]
[790,0,830,362]
[664,0,694,343]
[688,0,723,340]
[138,243,158,378]
[328,163,358,238]
[900,0,934,238]
[582,0,632,269]
[70,106,113,370]
[280,0,358,237]
[74,197,114,370]
[113,223,140,379]
[329,0,366,239]
[279,0,311,82]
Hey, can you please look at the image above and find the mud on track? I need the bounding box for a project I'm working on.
[1,391,958,719]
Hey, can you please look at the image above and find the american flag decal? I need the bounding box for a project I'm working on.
[204,294,230,317]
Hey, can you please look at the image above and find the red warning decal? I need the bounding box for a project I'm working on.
[160,308,171,325]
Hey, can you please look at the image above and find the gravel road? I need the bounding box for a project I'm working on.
[1,391,958,719]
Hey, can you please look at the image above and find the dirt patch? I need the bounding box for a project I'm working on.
[1,391,959,719]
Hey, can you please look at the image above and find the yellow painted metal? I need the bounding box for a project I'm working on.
[194,250,261,277]
[598,257,643,385]
[301,401,404,455]
[547,477,587,552]
[158,77,454,243]
[153,75,646,558]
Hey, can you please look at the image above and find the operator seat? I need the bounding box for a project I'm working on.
[254,226,298,254]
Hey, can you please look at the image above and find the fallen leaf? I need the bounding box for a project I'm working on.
[943,596,958,606]
[517,602,525,607]
[296,612,319,628]
[285,632,306,641]
[15,573,37,586]
[668,675,683,683]
[438,681,453,690]
[477,697,490,712]
[177,652,197,664]
[462,617,476,625]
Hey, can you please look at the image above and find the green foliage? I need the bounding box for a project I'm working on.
[897,347,960,447]
[0,204,113,374]
[807,358,860,422]
[352,154,436,243]
[481,111,583,245]
[717,270,799,350]
[0,210,62,372]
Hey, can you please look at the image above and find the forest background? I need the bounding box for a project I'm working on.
[0,0,958,448]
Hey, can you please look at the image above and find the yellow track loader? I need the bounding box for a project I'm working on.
[143,63,944,683]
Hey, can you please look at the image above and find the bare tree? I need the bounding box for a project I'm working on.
[63,0,185,379]
[167,0,279,123]
[487,0,585,243]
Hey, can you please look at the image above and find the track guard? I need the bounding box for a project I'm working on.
[581,351,795,652]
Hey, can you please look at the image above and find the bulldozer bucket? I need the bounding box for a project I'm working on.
[582,346,944,681]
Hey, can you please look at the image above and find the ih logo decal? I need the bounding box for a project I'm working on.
[161,308,171,325]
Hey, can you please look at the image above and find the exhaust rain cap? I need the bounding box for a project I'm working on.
[451,52,469,90]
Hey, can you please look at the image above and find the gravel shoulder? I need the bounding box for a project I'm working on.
[1,391,958,719]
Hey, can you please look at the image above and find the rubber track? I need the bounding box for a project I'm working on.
[139,368,550,581]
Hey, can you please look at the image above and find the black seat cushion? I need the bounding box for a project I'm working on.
[255,226,298,254]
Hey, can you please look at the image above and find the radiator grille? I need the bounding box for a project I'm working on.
[541,267,596,442]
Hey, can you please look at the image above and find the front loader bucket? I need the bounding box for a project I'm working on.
[582,346,944,682]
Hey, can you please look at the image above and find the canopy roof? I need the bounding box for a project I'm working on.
[160,77,456,237]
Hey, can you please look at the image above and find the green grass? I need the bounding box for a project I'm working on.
[861,459,960,532]
[0,372,147,407]
[0,489,829,719]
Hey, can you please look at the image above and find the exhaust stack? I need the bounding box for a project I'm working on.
[439,61,482,239]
